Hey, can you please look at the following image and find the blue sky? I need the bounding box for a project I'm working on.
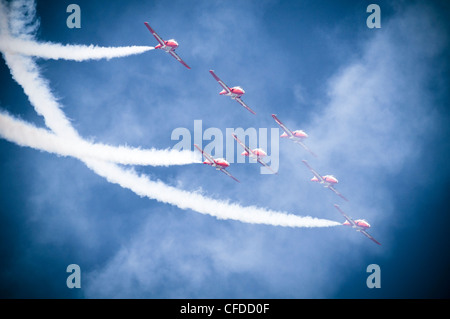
[0,0,450,298]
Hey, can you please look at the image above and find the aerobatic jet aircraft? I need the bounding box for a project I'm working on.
[209,70,256,115]
[272,114,317,157]
[302,160,348,201]
[232,134,277,174]
[334,204,381,245]
[194,144,239,182]
[144,22,191,69]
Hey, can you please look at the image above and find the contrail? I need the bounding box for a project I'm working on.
[0,37,154,61]
[0,0,340,228]
[86,158,341,228]
[0,1,153,61]
[0,111,198,166]
[3,52,82,139]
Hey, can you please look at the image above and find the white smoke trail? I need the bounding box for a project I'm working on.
[0,37,154,61]
[0,111,198,166]
[4,52,81,139]
[0,1,153,61]
[86,158,340,227]
[0,0,340,228]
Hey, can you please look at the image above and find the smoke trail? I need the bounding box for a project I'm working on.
[0,37,154,61]
[86,159,340,227]
[3,52,81,139]
[0,0,340,228]
[0,1,153,61]
[0,111,198,166]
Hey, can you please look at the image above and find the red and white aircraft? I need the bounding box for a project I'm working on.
[302,160,348,201]
[232,134,277,174]
[334,204,381,245]
[272,114,317,157]
[144,22,191,69]
[209,70,256,115]
[194,144,239,183]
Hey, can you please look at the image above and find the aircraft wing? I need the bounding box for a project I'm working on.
[335,204,381,245]
[144,22,165,46]
[168,50,191,69]
[232,134,253,156]
[334,204,357,227]
[293,140,318,158]
[209,70,231,94]
[328,185,349,201]
[361,230,381,245]
[232,134,276,174]
[301,160,325,183]
[256,158,277,174]
[235,97,256,115]
[219,167,240,183]
[271,114,294,138]
[194,144,215,164]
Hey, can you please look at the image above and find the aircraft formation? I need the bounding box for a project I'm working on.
[144,22,380,245]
